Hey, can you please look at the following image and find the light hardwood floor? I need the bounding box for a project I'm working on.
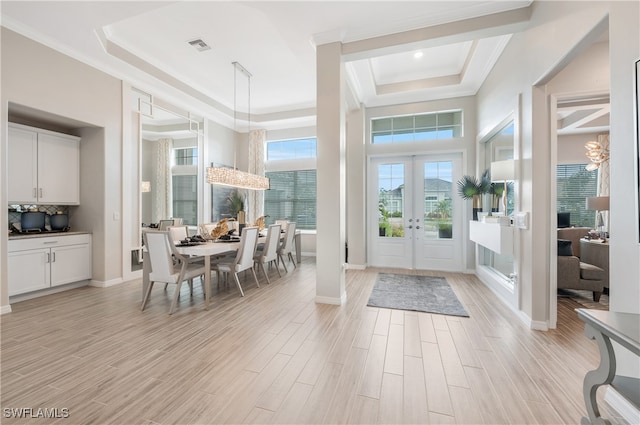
[1,258,624,424]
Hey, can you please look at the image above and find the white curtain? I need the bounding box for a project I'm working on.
[248,129,266,223]
[154,138,173,222]
[596,133,610,231]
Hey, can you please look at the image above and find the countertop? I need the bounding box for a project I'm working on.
[8,231,91,240]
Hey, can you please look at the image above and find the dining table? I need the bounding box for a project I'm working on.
[142,240,240,310]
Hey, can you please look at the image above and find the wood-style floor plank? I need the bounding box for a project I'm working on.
[0,258,626,425]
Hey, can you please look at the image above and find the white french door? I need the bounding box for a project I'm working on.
[369,154,463,271]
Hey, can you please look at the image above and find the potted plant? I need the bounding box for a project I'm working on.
[434,199,453,238]
[456,172,490,220]
[226,190,245,233]
[378,201,391,237]
[489,180,513,214]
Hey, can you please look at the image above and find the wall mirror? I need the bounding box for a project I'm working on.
[130,90,203,272]
[480,117,515,281]
[140,105,202,228]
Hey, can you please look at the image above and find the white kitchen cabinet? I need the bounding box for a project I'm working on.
[7,248,50,295]
[8,234,92,296]
[8,123,80,205]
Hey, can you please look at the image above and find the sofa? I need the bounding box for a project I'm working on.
[557,227,606,302]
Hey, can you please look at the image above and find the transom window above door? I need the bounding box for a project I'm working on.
[371,110,463,144]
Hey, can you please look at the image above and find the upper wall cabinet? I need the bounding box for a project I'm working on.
[8,123,80,205]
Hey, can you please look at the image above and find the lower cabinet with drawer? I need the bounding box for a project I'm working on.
[8,234,92,296]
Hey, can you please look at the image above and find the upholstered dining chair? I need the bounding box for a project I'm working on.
[167,225,189,243]
[212,226,260,297]
[254,224,282,284]
[277,221,297,272]
[199,222,217,240]
[142,231,206,314]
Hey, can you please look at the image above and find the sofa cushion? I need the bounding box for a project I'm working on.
[580,262,605,281]
[558,239,574,256]
[557,227,590,257]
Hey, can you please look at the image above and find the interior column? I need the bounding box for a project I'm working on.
[315,42,346,305]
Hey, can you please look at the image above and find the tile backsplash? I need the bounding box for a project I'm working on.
[8,205,70,229]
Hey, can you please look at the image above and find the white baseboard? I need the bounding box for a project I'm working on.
[301,251,316,257]
[345,263,367,270]
[475,266,535,328]
[9,281,89,303]
[315,291,347,305]
[530,320,549,331]
[1,305,13,315]
[605,386,640,425]
[89,278,124,288]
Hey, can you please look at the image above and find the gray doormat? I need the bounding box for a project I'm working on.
[367,273,469,317]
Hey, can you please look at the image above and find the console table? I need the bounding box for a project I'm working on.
[576,308,640,425]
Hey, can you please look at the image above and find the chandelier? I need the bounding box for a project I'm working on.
[206,62,269,190]
[584,140,609,171]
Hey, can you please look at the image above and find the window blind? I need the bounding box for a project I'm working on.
[264,170,316,230]
[556,164,597,228]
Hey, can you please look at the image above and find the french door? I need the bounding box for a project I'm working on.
[369,154,463,271]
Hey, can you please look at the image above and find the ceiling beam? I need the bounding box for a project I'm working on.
[340,6,532,61]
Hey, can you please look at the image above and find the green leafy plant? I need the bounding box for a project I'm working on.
[456,172,490,199]
[226,190,245,216]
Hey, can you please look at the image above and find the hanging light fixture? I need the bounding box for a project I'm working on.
[584,139,609,171]
[206,62,269,190]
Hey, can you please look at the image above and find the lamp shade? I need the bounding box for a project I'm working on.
[585,196,609,211]
[490,160,514,182]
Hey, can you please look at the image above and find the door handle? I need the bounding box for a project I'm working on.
[408,225,413,229]
[408,218,413,222]
[39,188,43,198]
[33,188,37,198]
[416,225,421,230]
[46,253,50,263]
[52,252,56,263]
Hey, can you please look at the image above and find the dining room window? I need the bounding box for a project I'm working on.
[265,137,317,230]
[172,146,197,225]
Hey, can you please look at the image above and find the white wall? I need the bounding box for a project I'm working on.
[477,0,639,381]
[608,1,640,379]
[1,27,123,307]
[558,133,606,164]
[476,1,614,326]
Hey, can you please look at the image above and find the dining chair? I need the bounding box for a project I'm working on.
[275,219,289,232]
[277,221,297,272]
[212,226,260,297]
[142,231,206,314]
[158,219,173,231]
[253,224,282,284]
[199,222,217,240]
[167,225,189,243]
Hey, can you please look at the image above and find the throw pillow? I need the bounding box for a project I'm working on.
[557,239,573,256]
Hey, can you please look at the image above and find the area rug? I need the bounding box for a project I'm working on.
[367,273,469,317]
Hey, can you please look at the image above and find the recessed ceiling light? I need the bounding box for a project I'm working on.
[187,38,211,52]
[414,51,423,59]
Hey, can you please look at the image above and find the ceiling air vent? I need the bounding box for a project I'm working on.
[187,38,211,52]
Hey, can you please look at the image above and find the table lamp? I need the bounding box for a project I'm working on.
[586,196,609,239]
[490,159,514,216]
